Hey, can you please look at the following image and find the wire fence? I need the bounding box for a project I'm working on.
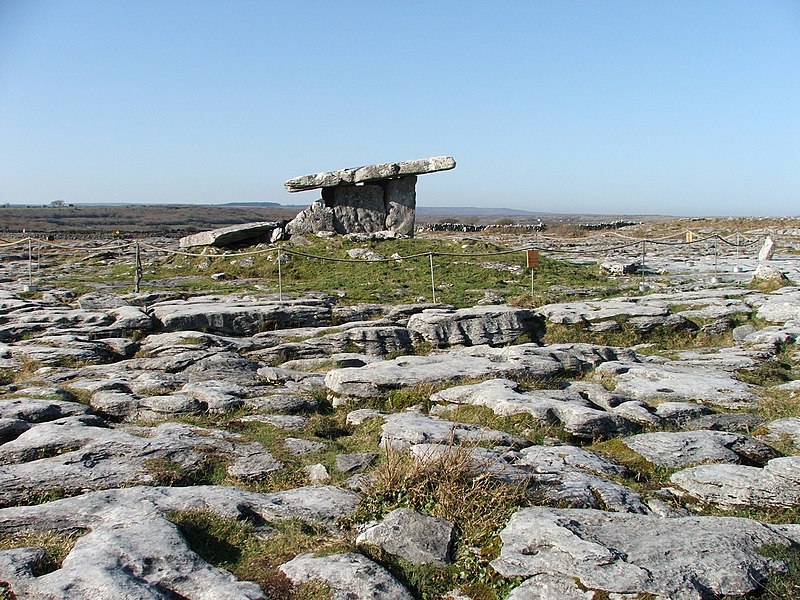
[0,229,770,301]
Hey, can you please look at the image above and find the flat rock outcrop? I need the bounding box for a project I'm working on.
[492,507,799,599]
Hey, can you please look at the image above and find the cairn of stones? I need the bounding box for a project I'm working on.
[283,156,456,237]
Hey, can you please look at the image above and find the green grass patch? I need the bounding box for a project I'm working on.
[344,442,528,599]
[755,389,800,422]
[169,511,346,598]
[144,456,230,487]
[438,404,569,445]
[0,529,86,577]
[588,438,677,492]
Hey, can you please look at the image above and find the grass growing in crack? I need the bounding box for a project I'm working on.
[542,320,724,350]
[752,544,800,598]
[437,404,569,445]
[169,511,346,599]
[588,438,677,492]
[144,456,230,487]
[755,389,800,422]
[345,441,528,599]
[0,529,86,577]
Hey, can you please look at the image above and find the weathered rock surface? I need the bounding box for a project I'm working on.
[284,156,455,192]
[622,430,777,467]
[670,455,800,508]
[179,221,279,249]
[431,379,637,440]
[593,360,759,409]
[380,411,528,450]
[279,553,414,600]
[492,507,798,599]
[407,305,544,347]
[356,508,455,566]
[0,485,360,600]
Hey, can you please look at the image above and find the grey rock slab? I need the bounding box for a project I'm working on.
[622,430,778,468]
[0,484,359,534]
[491,507,797,599]
[0,397,89,422]
[245,392,318,414]
[279,552,414,600]
[325,353,525,401]
[0,418,283,505]
[356,507,455,566]
[0,484,360,600]
[431,379,637,441]
[150,296,330,335]
[670,456,800,508]
[284,155,455,192]
[285,200,335,235]
[513,445,648,513]
[536,298,668,325]
[0,508,267,600]
[753,288,800,323]
[89,390,140,420]
[239,414,308,430]
[762,416,800,446]
[653,401,713,426]
[406,305,544,347]
[380,411,529,450]
[332,185,386,234]
[506,574,595,600]
[283,437,326,456]
[384,175,417,236]
[685,412,765,433]
[227,443,284,480]
[594,360,759,409]
[179,221,277,248]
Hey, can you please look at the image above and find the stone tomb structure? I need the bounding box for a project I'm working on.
[284,156,456,237]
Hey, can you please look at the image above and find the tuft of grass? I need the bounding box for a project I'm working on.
[755,389,800,422]
[345,441,529,599]
[144,456,230,487]
[169,511,345,598]
[753,544,800,598]
[588,438,677,492]
[437,404,569,445]
[0,529,86,576]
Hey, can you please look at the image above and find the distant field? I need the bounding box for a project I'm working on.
[0,203,668,237]
[0,204,304,236]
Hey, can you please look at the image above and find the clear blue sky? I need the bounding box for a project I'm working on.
[1,1,798,216]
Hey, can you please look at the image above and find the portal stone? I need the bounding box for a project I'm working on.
[332,185,386,234]
[384,176,417,237]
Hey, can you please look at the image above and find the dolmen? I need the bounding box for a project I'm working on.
[284,156,456,237]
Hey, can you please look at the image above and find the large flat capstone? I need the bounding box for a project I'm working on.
[284,156,456,192]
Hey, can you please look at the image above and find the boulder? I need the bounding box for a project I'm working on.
[286,200,335,235]
[407,305,545,348]
[356,508,455,566]
[622,430,777,467]
[280,553,414,600]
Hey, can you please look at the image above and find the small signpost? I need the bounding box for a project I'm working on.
[526,249,540,297]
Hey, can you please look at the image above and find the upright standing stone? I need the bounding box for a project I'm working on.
[384,176,417,236]
[333,185,386,234]
[758,236,775,261]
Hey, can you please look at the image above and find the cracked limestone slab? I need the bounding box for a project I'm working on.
[492,507,798,599]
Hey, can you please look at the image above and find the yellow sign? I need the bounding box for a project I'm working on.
[526,249,540,269]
